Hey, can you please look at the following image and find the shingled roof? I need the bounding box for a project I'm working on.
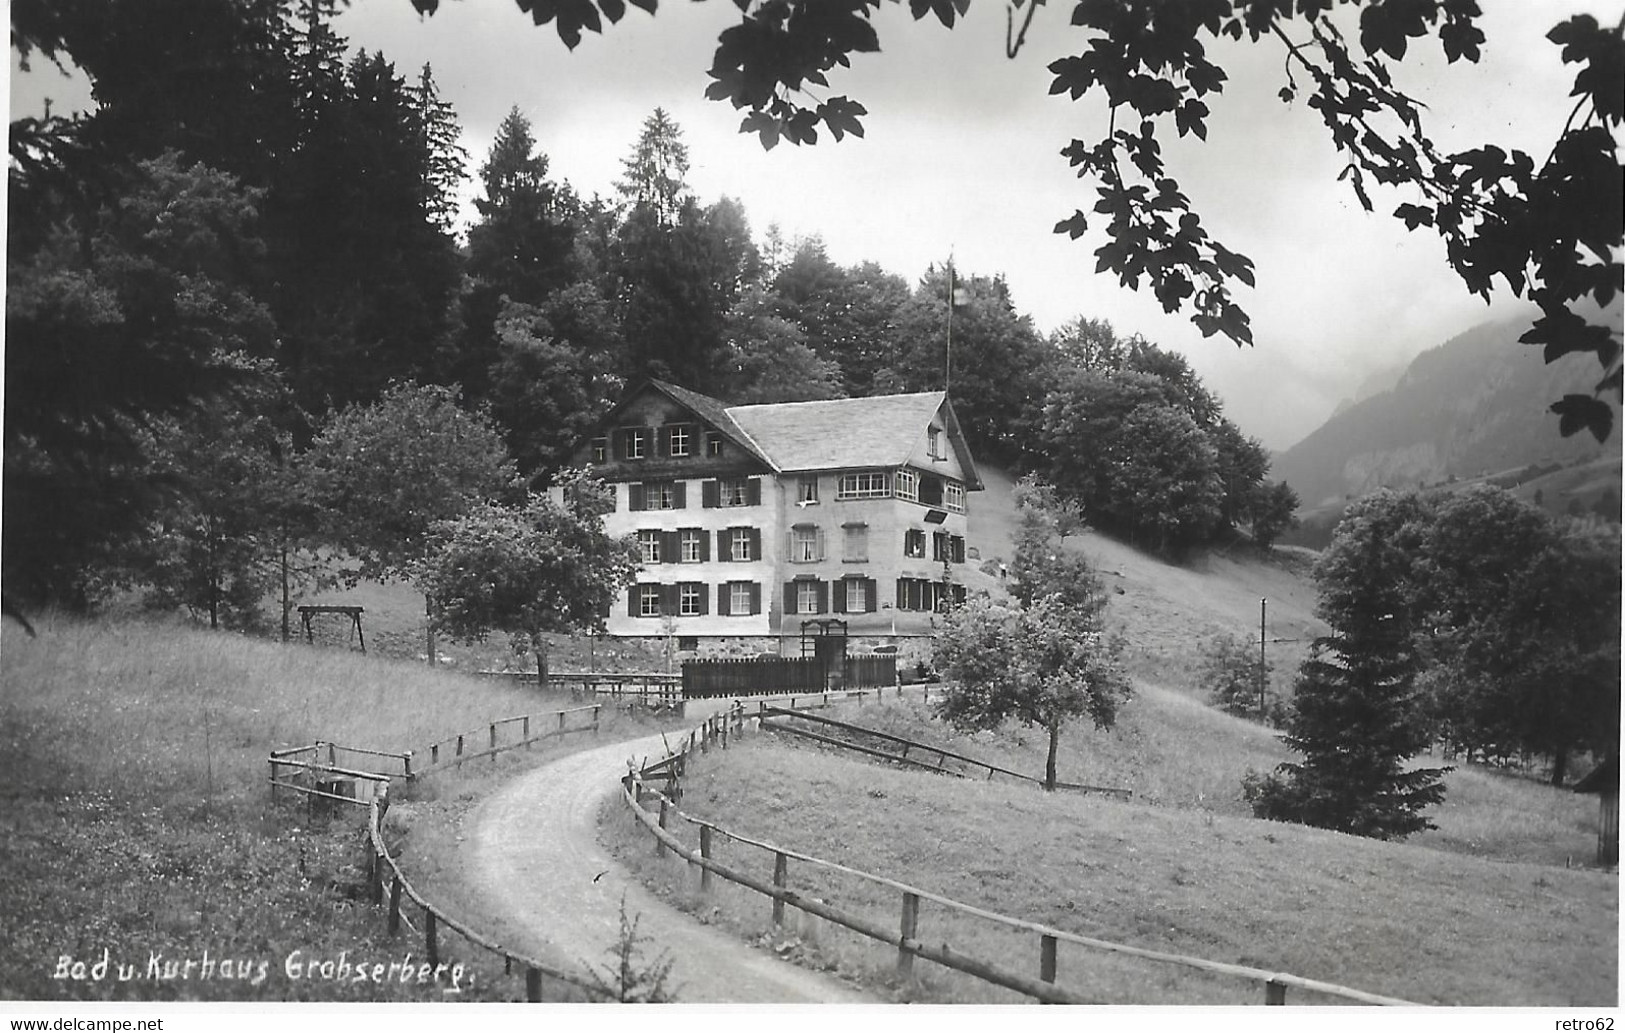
[728,391,979,486]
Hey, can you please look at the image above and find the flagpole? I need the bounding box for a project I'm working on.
[945,257,953,393]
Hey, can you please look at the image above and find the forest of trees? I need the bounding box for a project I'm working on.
[5,0,1299,626]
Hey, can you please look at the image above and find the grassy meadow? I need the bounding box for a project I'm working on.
[599,692,1616,1006]
[0,613,660,1001]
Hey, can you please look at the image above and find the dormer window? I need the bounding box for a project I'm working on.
[928,425,944,460]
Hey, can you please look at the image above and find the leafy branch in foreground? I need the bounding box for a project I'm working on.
[408,0,1623,441]
[584,894,677,1003]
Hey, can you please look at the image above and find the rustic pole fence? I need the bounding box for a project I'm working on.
[621,698,1418,1008]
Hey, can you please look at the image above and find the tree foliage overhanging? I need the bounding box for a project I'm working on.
[398,0,1623,443]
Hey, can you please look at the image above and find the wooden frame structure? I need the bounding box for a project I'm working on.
[298,605,366,653]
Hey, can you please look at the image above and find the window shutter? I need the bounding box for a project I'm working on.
[896,579,905,610]
[746,478,761,506]
[627,586,637,617]
[663,584,679,614]
[815,580,829,614]
[952,535,965,563]
[833,579,847,613]
[697,585,709,616]
[932,531,946,560]
[748,528,761,561]
[702,480,719,508]
[715,530,729,562]
[783,582,797,615]
[662,531,679,563]
[717,584,730,616]
[674,482,688,509]
[698,530,710,562]
[750,583,762,615]
[629,483,645,512]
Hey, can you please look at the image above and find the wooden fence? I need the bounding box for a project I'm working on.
[622,704,1421,1007]
[757,705,1133,799]
[476,670,683,709]
[681,655,897,699]
[268,705,615,1002]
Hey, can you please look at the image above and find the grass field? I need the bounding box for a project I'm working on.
[0,613,661,1001]
[599,708,1618,1006]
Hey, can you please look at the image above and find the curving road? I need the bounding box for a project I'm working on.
[467,730,874,1003]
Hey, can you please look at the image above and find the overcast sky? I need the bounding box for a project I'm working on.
[9,1,1607,448]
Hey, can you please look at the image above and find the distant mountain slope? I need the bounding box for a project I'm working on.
[1273,311,1620,510]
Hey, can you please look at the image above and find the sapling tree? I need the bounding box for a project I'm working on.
[417,468,638,686]
[934,476,1129,789]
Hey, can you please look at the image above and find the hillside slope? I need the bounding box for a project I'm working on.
[1272,310,1620,511]
[967,465,1323,693]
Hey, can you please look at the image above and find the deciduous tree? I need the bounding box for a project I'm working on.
[418,469,639,686]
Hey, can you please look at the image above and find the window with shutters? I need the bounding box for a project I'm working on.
[666,424,691,457]
[637,584,662,617]
[845,577,869,613]
[679,529,704,563]
[641,481,680,510]
[728,527,754,562]
[719,477,753,507]
[843,524,868,562]
[951,534,966,563]
[729,581,753,615]
[896,577,930,611]
[678,583,703,616]
[837,470,889,499]
[796,580,821,615]
[638,530,662,564]
[903,529,926,559]
[791,525,822,563]
[894,468,919,502]
[590,437,608,463]
[945,480,966,513]
[623,428,648,460]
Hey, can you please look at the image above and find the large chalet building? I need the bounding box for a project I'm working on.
[557,380,983,656]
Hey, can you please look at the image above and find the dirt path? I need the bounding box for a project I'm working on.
[467,731,874,1003]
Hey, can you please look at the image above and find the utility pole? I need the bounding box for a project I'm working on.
[1258,597,1268,721]
[945,258,954,392]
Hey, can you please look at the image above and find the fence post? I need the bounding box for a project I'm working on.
[326,742,337,767]
[523,716,531,749]
[699,825,714,894]
[268,759,277,803]
[656,799,669,857]
[558,710,567,734]
[456,734,464,758]
[1040,934,1058,984]
[402,752,413,779]
[424,908,438,968]
[593,705,601,735]
[490,722,498,761]
[772,852,788,926]
[431,743,440,766]
[525,966,542,1003]
[721,715,729,750]
[1265,980,1286,1005]
[897,892,920,981]
[387,876,403,935]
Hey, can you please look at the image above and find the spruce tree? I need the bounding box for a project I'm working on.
[1245,491,1450,840]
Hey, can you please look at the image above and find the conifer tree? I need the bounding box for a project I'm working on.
[1245,491,1450,839]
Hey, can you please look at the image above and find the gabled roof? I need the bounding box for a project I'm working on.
[728,391,982,489]
[595,379,776,470]
[587,381,982,489]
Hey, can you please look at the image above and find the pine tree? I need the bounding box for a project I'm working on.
[409,63,467,233]
[1244,492,1450,840]
[617,108,690,226]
